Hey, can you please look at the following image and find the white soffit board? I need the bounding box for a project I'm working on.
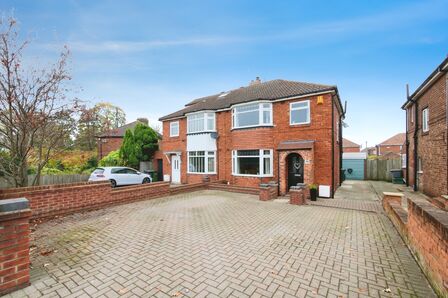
[187,133,217,151]
[343,152,367,160]
[319,185,331,198]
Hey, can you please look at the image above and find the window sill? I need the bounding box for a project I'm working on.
[187,172,217,175]
[417,171,423,174]
[290,122,311,127]
[170,135,180,138]
[231,125,274,131]
[231,174,274,178]
[186,131,217,135]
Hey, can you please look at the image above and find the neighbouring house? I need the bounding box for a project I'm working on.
[342,138,361,152]
[159,78,344,197]
[402,56,448,198]
[376,133,406,156]
[97,118,164,179]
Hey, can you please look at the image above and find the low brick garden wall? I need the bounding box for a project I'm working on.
[0,181,171,219]
[382,192,448,297]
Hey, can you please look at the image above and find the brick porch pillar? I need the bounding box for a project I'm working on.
[0,198,31,295]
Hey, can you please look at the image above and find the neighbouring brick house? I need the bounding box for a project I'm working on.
[159,78,344,197]
[97,118,164,179]
[375,133,406,156]
[402,56,448,198]
[342,138,361,152]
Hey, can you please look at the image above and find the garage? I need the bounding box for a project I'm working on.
[342,152,367,180]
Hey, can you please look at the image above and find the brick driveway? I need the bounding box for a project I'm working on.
[7,185,435,297]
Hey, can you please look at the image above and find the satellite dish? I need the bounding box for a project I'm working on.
[211,132,218,139]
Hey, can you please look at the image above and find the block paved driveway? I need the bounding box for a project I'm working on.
[8,182,435,298]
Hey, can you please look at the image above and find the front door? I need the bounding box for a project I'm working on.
[287,153,304,190]
[171,155,181,184]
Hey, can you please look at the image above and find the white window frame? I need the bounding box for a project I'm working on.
[187,151,216,174]
[422,108,429,132]
[187,111,216,134]
[231,149,273,177]
[232,102,273,129]
[170,121,179,137]
[290,100,311,125]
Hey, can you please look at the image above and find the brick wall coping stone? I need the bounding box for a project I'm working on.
[408,197,448,232]
[0,198,29,212]
[383,192,404,197]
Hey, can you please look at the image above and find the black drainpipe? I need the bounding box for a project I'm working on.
[413,100,419,191]
[405,85,410,187]
[277,150,280,195]
[331,96,335,198]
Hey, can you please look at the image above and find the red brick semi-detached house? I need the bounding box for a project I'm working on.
[159,78,345,197]
[342,138,361,153]
[375,133,406,156]
[402,56,448,198]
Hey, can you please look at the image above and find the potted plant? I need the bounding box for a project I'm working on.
[309,184,318,201]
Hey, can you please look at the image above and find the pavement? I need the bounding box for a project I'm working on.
[6,181,436,298]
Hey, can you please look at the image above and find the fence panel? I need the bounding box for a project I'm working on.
[0,174,90,189]
[366,158,402,181]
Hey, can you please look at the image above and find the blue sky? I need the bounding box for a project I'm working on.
[2,0,448,147]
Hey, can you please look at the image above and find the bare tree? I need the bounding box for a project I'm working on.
[0,17,78,187]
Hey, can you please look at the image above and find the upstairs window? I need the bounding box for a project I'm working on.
[290,100,310,125]
[232,102,272,129]
[422,108,429,132]
[170,121,179,137]
[187,112,215,133]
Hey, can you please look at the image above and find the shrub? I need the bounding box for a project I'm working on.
[99,150,122,166]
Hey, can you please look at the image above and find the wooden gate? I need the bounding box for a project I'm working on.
[366,158,402,181]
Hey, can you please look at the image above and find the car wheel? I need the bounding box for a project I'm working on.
[110,179,117,188]
[142,177,151,184]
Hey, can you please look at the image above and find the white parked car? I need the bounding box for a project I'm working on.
[88,167,152,187]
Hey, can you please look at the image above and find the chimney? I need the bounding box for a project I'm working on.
[250,76,261,86]
[137,118,149,125]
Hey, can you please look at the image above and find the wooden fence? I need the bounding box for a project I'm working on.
[0,174,90,189]
[366,158,402,181]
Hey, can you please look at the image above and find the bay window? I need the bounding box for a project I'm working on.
[232,149,273,176]
[232,102,272,128]
[290,100,310,125]
[187,112,215,133]
[188,151,216,173]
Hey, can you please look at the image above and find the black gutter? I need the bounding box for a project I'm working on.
[402,56,448,108]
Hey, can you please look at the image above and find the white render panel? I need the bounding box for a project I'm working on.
[342,152,367,160]
[187,133,217,151]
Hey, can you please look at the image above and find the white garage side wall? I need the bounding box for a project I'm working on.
[186,133,217,151]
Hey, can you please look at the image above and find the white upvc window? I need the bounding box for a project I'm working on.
[422,108,429,132]
[188,151,216,174]
[170,121,179,137]
[290,100,310,125]
[187,112,215,133]
[231,149,273,177]
[232,102,272,129]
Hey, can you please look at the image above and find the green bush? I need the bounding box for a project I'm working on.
[41,167,63,175]
[99,150,122,167]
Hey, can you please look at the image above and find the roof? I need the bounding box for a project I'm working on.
[277,140,314,151]
[402,56,448,109]
[98,120,162,138]
[377,133,406,146]
[159,79,341,121]
[342,138,360,148]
